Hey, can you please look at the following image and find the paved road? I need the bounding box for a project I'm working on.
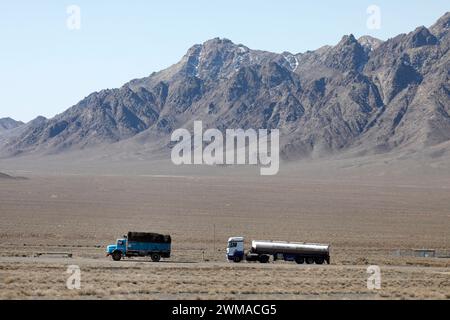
[1,256,448,274]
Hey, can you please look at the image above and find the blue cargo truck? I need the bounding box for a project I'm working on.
[106,232,171,262]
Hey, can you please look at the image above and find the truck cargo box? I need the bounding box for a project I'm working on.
[127,232,171,244]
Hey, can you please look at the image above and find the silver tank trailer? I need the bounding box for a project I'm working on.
[251,240,330,255]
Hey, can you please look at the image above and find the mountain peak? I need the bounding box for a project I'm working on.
[185,38,237,55]
[430,12,450,39]
[29,116,47,126]
[0,117,15,122]
[203,37,234,46]
[181,37,254,79]
[0,117,24,130]
[406,26,438,48]
[325,34,367,71]
[338,34,358,46]
[358,35,383,52]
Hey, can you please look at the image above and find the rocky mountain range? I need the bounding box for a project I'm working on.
[1,12,449,161]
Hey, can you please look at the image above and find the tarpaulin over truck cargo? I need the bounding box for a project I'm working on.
[127,232,171,244]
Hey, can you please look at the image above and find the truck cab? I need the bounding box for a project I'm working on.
[106,238,127,261]
[227,237,245,262]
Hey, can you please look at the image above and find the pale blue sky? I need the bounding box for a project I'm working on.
[0,1,448,122]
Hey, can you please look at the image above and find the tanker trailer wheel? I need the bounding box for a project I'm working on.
[259,255,270,264]
[233,256,242,263]
[151,253,161,262]
[305,257,315,264]
[315,257,324,265]
[295,257,305,264]
[112,251,122,261]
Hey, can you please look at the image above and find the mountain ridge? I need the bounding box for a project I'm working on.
[1,12,449,161]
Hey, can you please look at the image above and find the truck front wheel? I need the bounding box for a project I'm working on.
[151,253,161,262]
[112,251,122,261]
[233,256,242,263]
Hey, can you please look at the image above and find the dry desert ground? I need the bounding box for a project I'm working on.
[0,161,449,299]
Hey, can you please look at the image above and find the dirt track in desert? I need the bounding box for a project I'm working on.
[0,168,449,299]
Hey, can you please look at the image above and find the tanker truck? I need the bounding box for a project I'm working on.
[227,237,330,264]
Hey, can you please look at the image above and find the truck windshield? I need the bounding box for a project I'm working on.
[117,240,124,245]
[228,242,237,248]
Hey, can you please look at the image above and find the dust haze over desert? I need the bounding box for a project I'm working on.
[0,8,449,300]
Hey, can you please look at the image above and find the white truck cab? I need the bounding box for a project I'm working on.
[227,236,245,262]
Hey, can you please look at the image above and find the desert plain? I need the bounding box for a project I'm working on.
[0,158,449,300]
